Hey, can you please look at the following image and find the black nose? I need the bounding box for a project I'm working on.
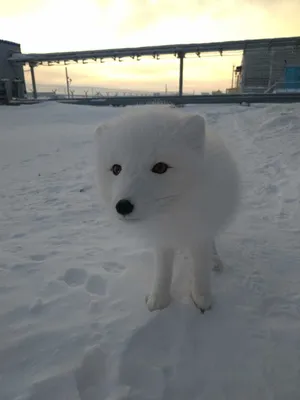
[115,199,134,216]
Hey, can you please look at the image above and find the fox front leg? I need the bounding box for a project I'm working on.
[190,240,213,313]
[146,248,175,312]
[212,240,224,272]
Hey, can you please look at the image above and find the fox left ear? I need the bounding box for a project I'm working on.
[179,113,206,149]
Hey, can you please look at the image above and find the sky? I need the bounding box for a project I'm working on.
[1,0,300,93]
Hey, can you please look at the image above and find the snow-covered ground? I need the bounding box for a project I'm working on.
[1,102,300,400]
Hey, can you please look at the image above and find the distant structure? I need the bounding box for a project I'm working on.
[0,40,26,101]
[240,46,300,93]
[1,36,300,102]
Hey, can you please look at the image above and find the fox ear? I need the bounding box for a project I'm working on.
[179,113,206,149]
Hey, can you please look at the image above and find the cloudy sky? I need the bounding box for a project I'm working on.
[1,0,299,93]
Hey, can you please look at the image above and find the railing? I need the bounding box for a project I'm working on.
[57,92,300,107]
[266,80,300,93]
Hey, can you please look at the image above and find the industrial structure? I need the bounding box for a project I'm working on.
[240,46,300,93]
[1,36,300,103]
[0,40,26,102]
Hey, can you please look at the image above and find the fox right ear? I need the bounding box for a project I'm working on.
[180,113,206,149]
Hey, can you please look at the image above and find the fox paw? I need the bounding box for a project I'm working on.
[213,256,224,272]
[145,292,171,312]
[191,291,212,313]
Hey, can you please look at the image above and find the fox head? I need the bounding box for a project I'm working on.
[94,105,206,230]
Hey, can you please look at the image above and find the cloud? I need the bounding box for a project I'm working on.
[0,0,43,17]
[5,0,300,93]
[114,0,210,33]
[110,0,300,41]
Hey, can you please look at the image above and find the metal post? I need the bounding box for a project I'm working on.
[179,53,184,96]
[30,63,37,99]
[4,80,12,103]
[231,65,235,88]
[17,80,22,98]
[268,49,274,90]
[65,67,70,99]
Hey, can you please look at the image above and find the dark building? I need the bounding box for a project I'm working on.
[240,46,300,93]
[0,39,26,101]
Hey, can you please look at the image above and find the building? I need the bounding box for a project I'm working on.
[0,39,26,101]
[240,46,300,93]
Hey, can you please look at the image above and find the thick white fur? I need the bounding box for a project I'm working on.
[94,105,240,312]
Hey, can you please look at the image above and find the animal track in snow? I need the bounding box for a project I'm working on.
[101,261,125,274]
[89,297,104,313]
[85,274,107,296]
[11,233,26,239]
[61,268,88,287]
[30,254,47,262]
[74,345,107,399]
[29,298,44,313]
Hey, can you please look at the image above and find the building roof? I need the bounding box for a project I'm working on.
[0,39,20,46]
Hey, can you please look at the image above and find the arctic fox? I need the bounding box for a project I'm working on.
[94,105,240,312]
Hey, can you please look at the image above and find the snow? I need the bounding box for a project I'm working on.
[0,101,300,400]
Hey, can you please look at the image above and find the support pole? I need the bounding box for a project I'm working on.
[17,80,22,98]
[231,65,235,88]
[65,66,70,99]
[268,49,274,90]
[178,52,184,96]
[4,80,12,103]
[30,63,37,99]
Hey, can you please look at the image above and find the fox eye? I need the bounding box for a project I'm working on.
[111,164,122,176]
[151,162,170,174]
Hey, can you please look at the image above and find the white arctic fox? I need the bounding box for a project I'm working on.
[94,105,240,312]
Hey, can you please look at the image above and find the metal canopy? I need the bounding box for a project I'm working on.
[8,36,300,64]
